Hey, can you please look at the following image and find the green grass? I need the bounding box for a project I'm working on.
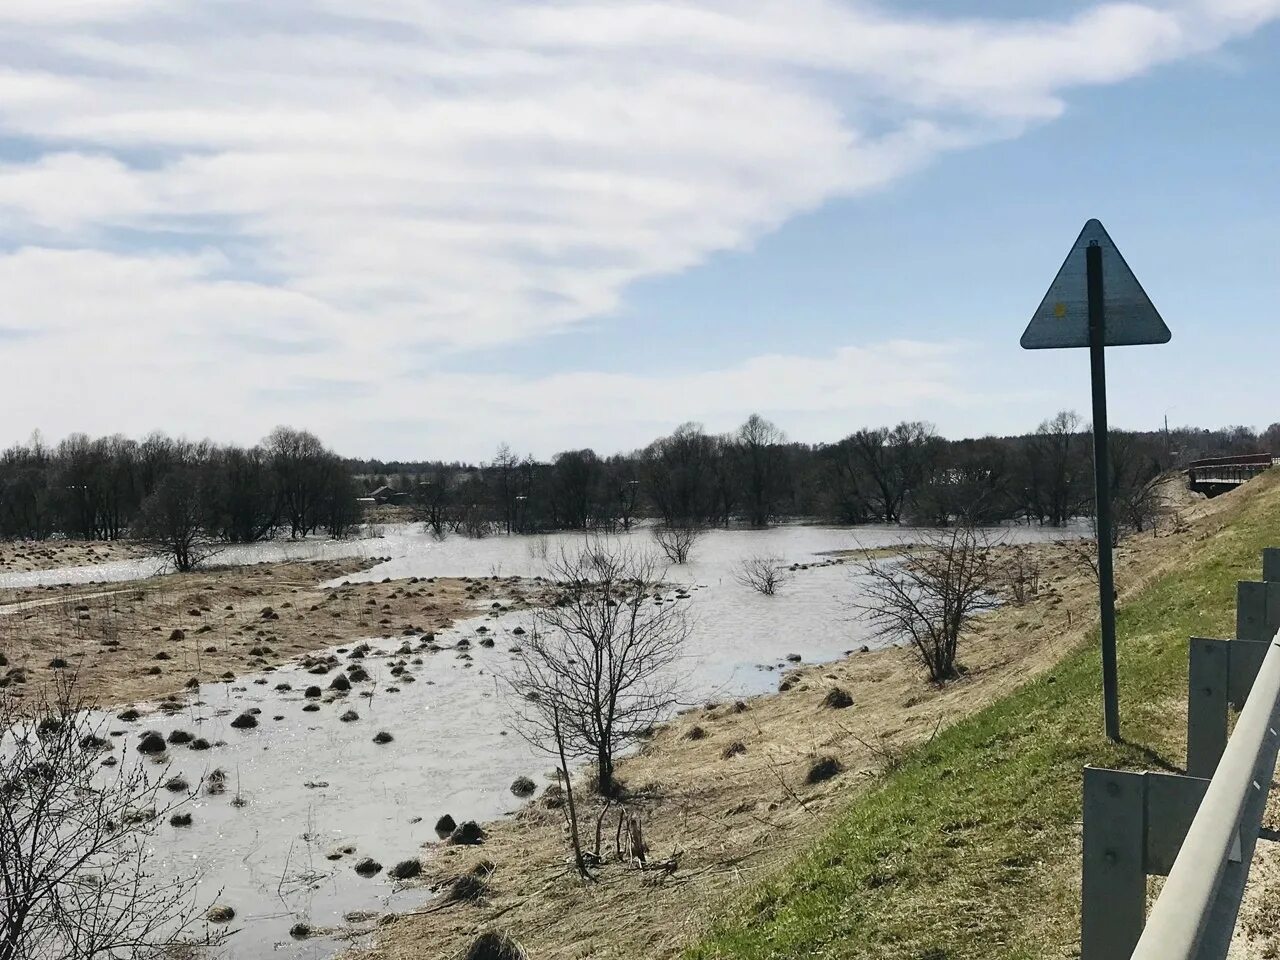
[688,479,1280,960]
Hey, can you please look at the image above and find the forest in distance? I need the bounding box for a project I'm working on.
[0,414,1276,552]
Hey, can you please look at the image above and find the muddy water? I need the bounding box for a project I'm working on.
[8,523,1076,959]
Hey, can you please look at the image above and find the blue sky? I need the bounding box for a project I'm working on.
[0,1,1277,461]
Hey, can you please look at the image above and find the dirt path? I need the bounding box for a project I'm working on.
[350,485,1234,960]
[0,558,545,708]
[0,587,134,615]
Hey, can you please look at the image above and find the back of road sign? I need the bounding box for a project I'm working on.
[1020,219,1171,349]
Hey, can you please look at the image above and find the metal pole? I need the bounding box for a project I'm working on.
[1087,241,1120,741]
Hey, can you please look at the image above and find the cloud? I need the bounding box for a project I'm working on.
[0,0,159,25]
[331,339,1000,460]
[0,0,1274,454]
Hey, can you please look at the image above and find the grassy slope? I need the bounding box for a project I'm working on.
[689,474,1280,960]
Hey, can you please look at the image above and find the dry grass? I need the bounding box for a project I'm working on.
[0,558,542,708]
[352,479,1247,960]
[0,538,152,573]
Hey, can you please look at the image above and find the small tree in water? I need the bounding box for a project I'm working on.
[652,523,701,564]
[855,525,999,683]
[734,554,790,596]
[506,540,689,803]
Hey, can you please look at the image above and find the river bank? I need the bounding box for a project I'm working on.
[347,495,1221,960]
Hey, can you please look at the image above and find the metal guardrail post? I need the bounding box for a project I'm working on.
[1082,769,1210,958]
[1188,574,1280,777]
[1188,637,1229,779]
[1187,634,1269,778]
[1264,548,1280,584]
[1083,768,1146,959]
[1237,581,1280,641]
[1080,768,1208,960]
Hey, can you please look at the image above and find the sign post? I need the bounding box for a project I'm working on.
[1022,219,1171,742]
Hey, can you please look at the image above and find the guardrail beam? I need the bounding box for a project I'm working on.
[1187,677,1280,960]
[1131,627,1280,960]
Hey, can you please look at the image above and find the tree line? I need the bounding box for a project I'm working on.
[356,414,1280,537]
[0,427,359,563]
[2,415,1274,551]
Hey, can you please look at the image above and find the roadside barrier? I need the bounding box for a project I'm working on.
[1081,548,1280,959]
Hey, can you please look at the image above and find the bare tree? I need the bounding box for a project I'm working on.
[643,422,715,527]
[410,469,452,538]
[130,469,212,572]
[1024,410,1087,526]
[734,554,790,596]
[505,540,689,801]
[515,676,593,877]
[1001,545,1042,605]
[488,443,522,535]
[1110,444,1172,538]
[264,426,327,538]
[735,414,786,527]
[1065,526,1105,591]
[855,525,999,683]
[840,422,941,524]
[0,679,214,960]
[652,523,701,565]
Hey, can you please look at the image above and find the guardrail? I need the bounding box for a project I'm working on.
[1082,548,1280,960]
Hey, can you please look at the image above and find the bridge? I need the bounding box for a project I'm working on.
[1186,453,1276,497]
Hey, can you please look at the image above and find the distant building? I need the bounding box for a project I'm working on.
[368,485,410,506]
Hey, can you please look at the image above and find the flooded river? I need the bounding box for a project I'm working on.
[0,522,1076,959]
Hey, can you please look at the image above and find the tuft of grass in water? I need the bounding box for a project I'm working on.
[689,475,1280,960]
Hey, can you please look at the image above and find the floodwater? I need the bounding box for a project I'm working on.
[2,522,1077,960]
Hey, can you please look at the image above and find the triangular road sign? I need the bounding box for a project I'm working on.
[1021,219,1171,349]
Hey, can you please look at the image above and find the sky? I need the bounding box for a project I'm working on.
[1,0,1278,463]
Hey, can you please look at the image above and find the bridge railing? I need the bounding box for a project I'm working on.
[1082,548,1280,960]
[1188,465,1270,485]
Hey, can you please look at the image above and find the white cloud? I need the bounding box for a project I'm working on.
[0,0,158,25]
[0,153,155,229]
[0,0,1274,455]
